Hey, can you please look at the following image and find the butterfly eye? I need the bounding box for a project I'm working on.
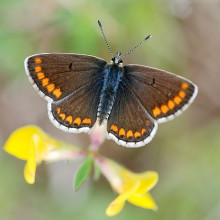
[111,57,115,62]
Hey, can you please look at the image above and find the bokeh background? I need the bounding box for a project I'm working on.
[1,0,220,219]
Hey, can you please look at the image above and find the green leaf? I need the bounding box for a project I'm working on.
[74,155,93,190]
[93,160,101,181]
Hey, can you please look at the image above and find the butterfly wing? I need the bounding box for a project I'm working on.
[25,53,106,132]
[48,80,103,133]
[25,53,106,101]
[106,64,198,147]
[107,82,158,148]
[123,65,198,123]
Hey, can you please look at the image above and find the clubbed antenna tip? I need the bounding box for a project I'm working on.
[145,35,152,40]
[97,20,101,27]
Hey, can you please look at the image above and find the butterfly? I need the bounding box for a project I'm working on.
[24,20,198,148]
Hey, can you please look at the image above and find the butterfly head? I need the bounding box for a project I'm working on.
[111,52,123,66]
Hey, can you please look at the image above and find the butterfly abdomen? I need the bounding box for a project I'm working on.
[97,64,124,124]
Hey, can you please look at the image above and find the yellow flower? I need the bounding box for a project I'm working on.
[96,158,158,216]
[4,125,82,184]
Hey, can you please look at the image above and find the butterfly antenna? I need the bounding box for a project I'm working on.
[120,35,152,61]
[98,20,114,58]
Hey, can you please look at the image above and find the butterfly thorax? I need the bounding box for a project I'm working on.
[97,63,124,125]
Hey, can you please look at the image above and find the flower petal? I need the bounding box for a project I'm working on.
[4,125,81,162]
[90,122,106,150]
[135,171,159,194]
[4,125,83,184]
[24,152,36,184]
[4,126,41,160]
[23,134,39,184]
[128,193,158,210]
[106,180,139,216]
[106,196,126,216]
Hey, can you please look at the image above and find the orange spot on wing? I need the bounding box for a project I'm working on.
[134,131,141,139]
[110,125,118,133]
[168,100,175,110]
[35,58,42,64]
[37,72,45,80]
[141,128,147,135]
[42,78,49,86]
[56,107,61,114]
[53,88,62,98]
[181,82,188,90]
[35,66,42,72]
[174,96,182,105]
[73,117,81,126]
[161,104,169,114]
[127,130,133,139]
[65,116,73,124]
[47,84,55,92]
[82,118,92,126]
[119,128,125,138]
[59,113,66,120]
[178,91,186,98]
[152,107,161,117]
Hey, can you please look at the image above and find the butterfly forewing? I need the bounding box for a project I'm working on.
[107,82,158,148]
[25,53,106,102]
[124,65,198,123]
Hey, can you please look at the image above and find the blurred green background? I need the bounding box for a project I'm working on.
[1,0,220,219]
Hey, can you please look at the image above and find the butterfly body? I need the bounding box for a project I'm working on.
[98,62,124,124]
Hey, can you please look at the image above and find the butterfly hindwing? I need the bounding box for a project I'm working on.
[123,65,198,123]
[25,53,106,102]
[48,79,103,133]
[107,82,158,148]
